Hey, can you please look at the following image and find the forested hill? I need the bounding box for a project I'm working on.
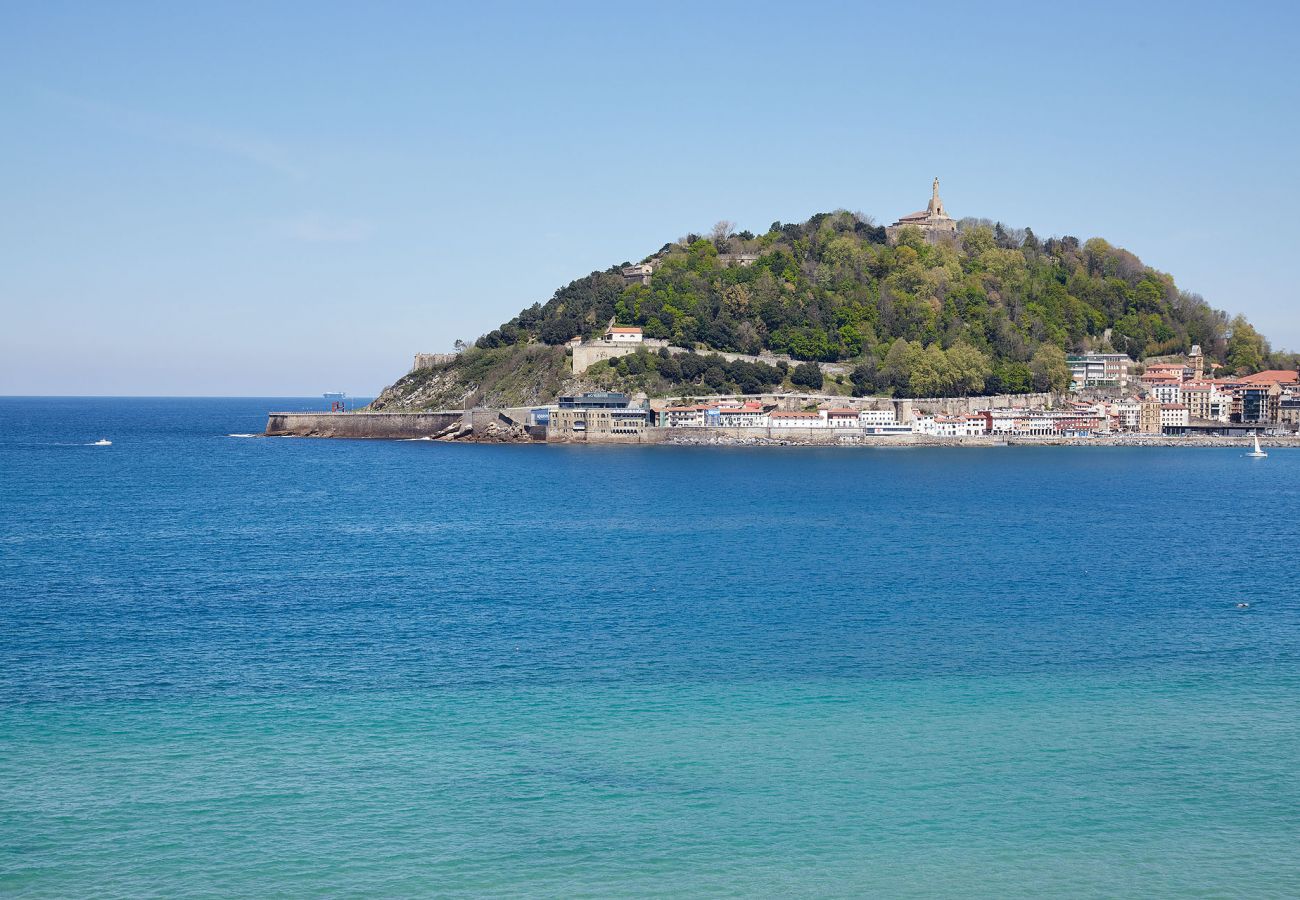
[374,211,1291,409]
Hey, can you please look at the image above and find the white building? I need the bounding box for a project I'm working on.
[769,411,826,428]
[985,409,1057,436]
[661,405,709,427]
[858,409,898,427]
[825,408,860,428]
[1160,404,1189,431]
[1113,400,1141,431]
[929,416,985,437]
[716,406,769,427]
[606,326,643,344]
[1150,382,1183,406]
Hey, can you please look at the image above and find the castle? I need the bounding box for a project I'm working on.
[886,178,957,244]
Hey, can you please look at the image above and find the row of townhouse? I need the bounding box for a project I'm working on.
[911,414,987,437]
[660,403,912,433]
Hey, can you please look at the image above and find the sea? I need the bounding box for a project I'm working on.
[2,396,1298,898]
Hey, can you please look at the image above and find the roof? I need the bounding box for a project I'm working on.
[825,408,859,415]
[771,411,822,418]
[1237,370,1299,385]
[607,326,643,334]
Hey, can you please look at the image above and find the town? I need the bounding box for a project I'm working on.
[536,327,1299,444]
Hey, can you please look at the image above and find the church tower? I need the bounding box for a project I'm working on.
[928,177,948,218]
[887,178,958,244]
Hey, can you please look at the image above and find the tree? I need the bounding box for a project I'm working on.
[790,361,823,390]
[1029,345,1071,392]
[909,344,953,397]
[711,220,736,252]
[882,338,920,393]
[947,342,992,395]
[540,317,580,345]
[1226,315,1267,374]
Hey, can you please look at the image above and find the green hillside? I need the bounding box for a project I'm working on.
[373,211,1292,409]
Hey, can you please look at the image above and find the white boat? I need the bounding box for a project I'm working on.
[91,439,112,446]
[1247,434,1267,458]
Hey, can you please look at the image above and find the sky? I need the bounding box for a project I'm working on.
[2,1,1298,396]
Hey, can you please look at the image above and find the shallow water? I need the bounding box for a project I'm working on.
[2,397,1297,897]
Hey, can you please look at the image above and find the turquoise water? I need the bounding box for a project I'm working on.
[2,398,1298,897]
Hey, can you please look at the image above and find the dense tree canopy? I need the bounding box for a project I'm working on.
[467,209,1292,397]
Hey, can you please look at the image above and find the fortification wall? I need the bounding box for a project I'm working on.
[412,353,457,371]
[572,343,638,374]
[908,393,1061,416]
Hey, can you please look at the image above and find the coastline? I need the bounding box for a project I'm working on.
[262,412,1298,448]
[660,433,1300,448]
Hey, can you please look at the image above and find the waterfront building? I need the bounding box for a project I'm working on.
[825,408,860,428]
[1234,384,1282,424]
[1160,403,1189,434]
[1280,396,1300,428]
[1113,400,1141,431]
[661,405,710,428]
[858,409,898,427]
[558,391,632,409]
[886,178,958,244]
[934,416,985,437]
[1181,381,1229,422]
[1054,410,1108,436]
[768,411,826,428]
[716,404,769,427]
[1139,399,1163,433]
[550,403,649,437]
[985,409,1058,436]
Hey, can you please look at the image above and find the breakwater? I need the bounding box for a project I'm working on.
[266,411,464,439]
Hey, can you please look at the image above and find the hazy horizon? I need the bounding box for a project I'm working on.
[4,2,1298,396]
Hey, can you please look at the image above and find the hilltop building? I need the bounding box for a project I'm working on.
[887,178,958,244]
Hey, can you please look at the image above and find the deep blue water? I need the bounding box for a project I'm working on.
[2,397,1298,897]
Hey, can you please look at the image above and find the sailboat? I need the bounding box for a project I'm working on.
[1247,434,1267,458]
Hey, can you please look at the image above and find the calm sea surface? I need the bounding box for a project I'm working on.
[2,397,1299,897]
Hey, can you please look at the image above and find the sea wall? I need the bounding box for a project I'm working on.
[266,411,464,439]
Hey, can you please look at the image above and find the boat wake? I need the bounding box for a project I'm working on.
[227,433,259,438]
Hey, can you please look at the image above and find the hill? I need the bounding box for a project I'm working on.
[371,211,1293,410]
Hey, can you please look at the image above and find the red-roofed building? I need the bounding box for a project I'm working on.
[1236,370,1299,386]
[605,325,643,344]
[824,408,860,428]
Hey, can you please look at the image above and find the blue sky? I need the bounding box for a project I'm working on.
[2,1,1297,395]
